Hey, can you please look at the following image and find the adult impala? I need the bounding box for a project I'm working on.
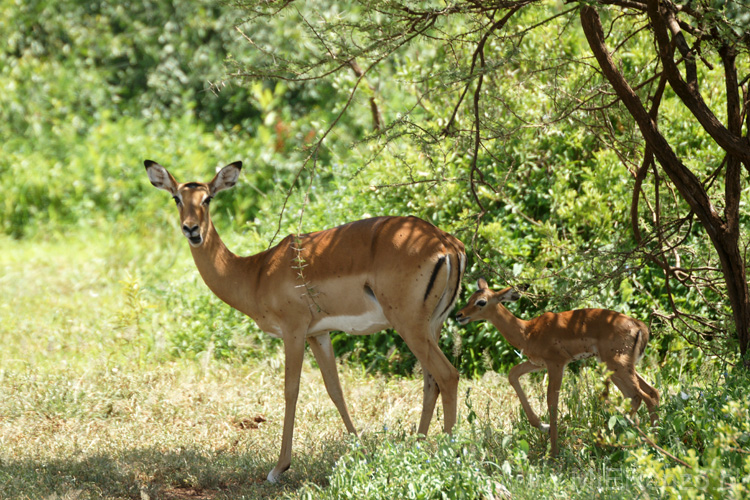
[456,279,659,456]
[145,160,465,482]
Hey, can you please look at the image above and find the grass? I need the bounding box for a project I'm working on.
[2,228,746,499]
[0,229,521,499]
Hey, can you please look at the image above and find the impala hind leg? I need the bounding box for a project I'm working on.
[607,360,659,426]
[399,329,458,434]
[636,372,660,425]
[507,361,546,431]
[308,333,357,434]
[267,334,306,483]
[545,363,565,457]
[416,323,446,436]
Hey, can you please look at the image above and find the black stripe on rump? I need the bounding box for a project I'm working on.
[634,329,645,357]
[439,254,461,318]
[423,255,446,302]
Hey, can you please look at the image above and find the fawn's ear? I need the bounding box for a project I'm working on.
[209,161,242,195]
[477,277,489,290]
[144,160,178,195]
[497,286,522,303]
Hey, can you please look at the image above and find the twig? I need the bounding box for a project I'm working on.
[624,416,692,468]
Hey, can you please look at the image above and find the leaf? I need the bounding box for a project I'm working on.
[501,460,512,476]
[608,415,618,431]
[518,439,530,453]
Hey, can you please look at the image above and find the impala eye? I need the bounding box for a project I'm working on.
[476,299,487,307]
[203,196,213,206]
[173,196,181,206]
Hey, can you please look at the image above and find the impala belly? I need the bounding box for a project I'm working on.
[308,282,390,335]
[309,308,390,335]
[571,345,599,362]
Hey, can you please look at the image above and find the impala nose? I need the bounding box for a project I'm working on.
[182,224,203,246]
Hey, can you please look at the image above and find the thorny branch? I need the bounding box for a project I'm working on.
[256,7,440,245]
[234,0,750,359]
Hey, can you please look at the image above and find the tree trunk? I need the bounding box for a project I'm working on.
[580,6,750,366]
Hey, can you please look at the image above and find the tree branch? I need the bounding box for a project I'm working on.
[468,8,524,213]
[580,6,720,234]
[348,59,384,131]
[631,71,667,244]
[646,0,750,164]
[720,43,743,238]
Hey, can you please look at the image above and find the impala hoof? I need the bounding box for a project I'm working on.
[267,469,281,483]
[540,423,550,434]
[267,462,290,483]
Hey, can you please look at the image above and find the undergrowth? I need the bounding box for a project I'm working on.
[2,230,749,500]
[291,363,749,500]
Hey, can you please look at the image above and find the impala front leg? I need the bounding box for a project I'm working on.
[546,363,565,457]
[267,333,306,483]
[308,333,356,434]
[508,361,546,431]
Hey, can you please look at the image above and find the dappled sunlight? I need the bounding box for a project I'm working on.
[3,0,749,496]
[0,346,528,499]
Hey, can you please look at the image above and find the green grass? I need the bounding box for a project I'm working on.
[0,230,515,499]
[1,229,748,499]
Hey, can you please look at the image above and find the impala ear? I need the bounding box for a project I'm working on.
[209,161,242,195]
[477,278,489,290]
[144,160,178,195]
[499,284,529,302]
[498,287,520,303]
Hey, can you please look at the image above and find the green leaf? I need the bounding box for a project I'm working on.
[518,439,530,453]
[608,415,618,431]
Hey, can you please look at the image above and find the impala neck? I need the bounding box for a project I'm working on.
[188,220,254,315]
[488,304,529,351]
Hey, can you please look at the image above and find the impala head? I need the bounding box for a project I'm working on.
[455,278,529,325]
[144,160,242,247]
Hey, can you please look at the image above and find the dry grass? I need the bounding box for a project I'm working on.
[1,351,521,499]
[0,231,524,499]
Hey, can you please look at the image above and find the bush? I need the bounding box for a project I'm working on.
[296,432,505,500]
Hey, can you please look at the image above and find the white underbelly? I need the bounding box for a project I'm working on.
[571,345,600,362]
[310,308,390,335]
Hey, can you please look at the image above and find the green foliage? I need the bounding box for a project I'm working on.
[228,0,750,371]
[620,368,750,498]
[3,0,743,376]
[152,277,281,361]
[0,0,254,131]
[295,432,503,500]
[0,0,746,379]
[0,0,354,238]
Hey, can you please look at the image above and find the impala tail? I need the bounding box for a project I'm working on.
[633,325,650,364]
[429,245,467,332]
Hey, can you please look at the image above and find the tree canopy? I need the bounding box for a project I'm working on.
[229,0,750,366]
[2,0,749,371]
